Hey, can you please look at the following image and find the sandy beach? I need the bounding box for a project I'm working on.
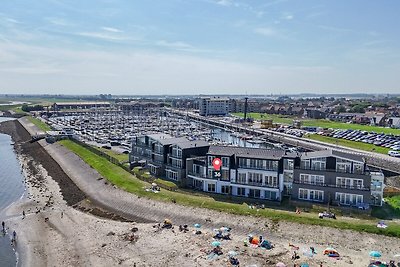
[1,118,400,267]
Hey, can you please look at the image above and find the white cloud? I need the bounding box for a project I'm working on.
[283,14,293,20]
[156,40,193,49]
[77,31,128,41]
[214,0,233,6]
[45,17,74,27]
[101,27,123,33]
[254,27,276,37]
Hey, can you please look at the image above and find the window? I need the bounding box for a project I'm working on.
[207,183,216,192]
[301,159,310,169]
[166,170,178,181]
[207,168,213,179]
[298,188,323,202]
[283,172,293,183]
[171,158,182,168]
[221,157,230,168]
[265,175,278,187]
[172,147,182,158]
[248,172,263,185]
[238,158,247,167]
[221,185,230,194]
[311,157,326,170]
[237,173,246,184]
[299,174,324,185]
[353,163,364,174]
[221,169,230,181]
[249,189,260,198]
[336,158,352,173]
[237,187,246,196]
[207,156,215,166]
[283,159,294,170]
[336,177,364,189]
[299,188,308,199]
[335,192,363,205]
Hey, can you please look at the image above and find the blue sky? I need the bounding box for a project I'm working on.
[0,0,399,95]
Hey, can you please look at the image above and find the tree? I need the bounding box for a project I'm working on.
[335,105,346,113]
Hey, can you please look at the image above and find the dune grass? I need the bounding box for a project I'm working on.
[27,116,51,131]
[59,139,400,237]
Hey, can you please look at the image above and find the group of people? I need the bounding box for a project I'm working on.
[2,221,17,245]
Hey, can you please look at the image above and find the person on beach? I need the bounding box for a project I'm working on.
[22,210,25,219]
[2,221,5,232]
[61,211,63,218]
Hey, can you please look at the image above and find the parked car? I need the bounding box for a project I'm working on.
[388,150,400,157]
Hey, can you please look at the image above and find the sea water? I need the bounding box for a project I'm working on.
[0,118,26,267]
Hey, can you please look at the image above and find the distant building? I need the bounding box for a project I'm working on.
[52,102,111,110]
[199,97,229,116]
[117,101,164,114]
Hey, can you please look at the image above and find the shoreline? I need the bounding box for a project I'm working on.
[1,118,400,266]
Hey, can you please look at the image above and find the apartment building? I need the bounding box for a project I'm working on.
[130,133,209,182]
[132,135,384,206]
[164,140,209,182]
[199,97,229,116]
[186,146,297,201]
[291,150,384,206]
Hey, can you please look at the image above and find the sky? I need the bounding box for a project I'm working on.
[0,0,399,95]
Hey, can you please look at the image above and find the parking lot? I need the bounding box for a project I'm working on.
[315,129,400,156]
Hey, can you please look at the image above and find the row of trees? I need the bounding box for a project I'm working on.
[21,104,44,112]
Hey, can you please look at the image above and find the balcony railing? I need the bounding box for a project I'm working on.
[231,181,278,188]
[187,171,207,178]
[238,165,278,172]
[293,180,370,191]
[295,166,365,175]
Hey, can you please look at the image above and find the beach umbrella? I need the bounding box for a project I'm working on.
[300,263,309,267]
[211,241,221,247]
[194,223,201,228]
[151,182,157,186]
[228,251,238,257]
[369,251,382,258]
[276,262,286,267]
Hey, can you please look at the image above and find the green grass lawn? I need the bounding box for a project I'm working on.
[97,147,129,163]
[232,113,296,124]
[386,195,400,215]
[232,113,400,135]
[59,139,400,237]
[306,134,390,154]
[27,116,52,131]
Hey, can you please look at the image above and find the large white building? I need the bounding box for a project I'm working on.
[199,97,229,116]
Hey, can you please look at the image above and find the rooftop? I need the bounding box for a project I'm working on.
[301,149,364,162]
[208,146,296,160]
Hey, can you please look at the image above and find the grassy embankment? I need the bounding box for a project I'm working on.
[233,112,400,135]
[59,139,400,237]
[26,116,52,131]
[97,147,129,163]
[306,134,390,154]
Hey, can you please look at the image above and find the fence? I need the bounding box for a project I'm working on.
[70,139,177,191]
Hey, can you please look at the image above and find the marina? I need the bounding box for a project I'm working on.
[44,109,283,152]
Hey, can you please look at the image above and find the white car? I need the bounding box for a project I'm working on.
[388,150,400,157]
[390,145,400,150]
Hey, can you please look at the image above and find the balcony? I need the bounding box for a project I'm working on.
[295,166,365,175]
[293,180,370,191]
[187,171,207,178]
[168,153,182,159]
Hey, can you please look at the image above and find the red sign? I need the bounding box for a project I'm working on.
[212,158,222,171]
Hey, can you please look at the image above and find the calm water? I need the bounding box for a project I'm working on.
[0,117,25,267]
